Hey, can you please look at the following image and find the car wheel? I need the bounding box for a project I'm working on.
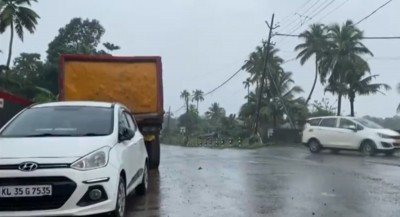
[361,140,376,156]
[308,139,321,153]
[136,162,148,195]
[331,149,340,154]
[385,150,395,156]
[110,176,126,217]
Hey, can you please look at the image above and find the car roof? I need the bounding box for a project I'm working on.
[32,101,115,108]
[308,116,357,120]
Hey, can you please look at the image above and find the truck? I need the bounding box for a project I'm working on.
[0,90,33,128]
[58,55,164,170]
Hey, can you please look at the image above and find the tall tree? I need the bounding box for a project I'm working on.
[205,103,226,123]
[0,0,40,69]
[192,89,204,111]
[295,23,327,105]
[180,90,190,113]
[319,20,373,115]
[10,52,43,84]
[243,78,251,102]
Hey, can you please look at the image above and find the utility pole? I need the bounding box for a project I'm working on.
[253,13,278,135]
[166,106,171,133]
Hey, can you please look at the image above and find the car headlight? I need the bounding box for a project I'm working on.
[378,133,392,139]
[71,146,111,171]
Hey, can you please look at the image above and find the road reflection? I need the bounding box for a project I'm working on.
[125,170,161,217]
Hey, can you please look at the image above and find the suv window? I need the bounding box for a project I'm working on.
[308,118,321,126]
[0,106,114,137]
[339,118,356,129]
[124,112,137,132]
[319,118,337,128]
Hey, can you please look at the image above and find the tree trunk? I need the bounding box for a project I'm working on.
[350,95,355,117]
[247,86,250,103]
[6,21,14,70]
[273,112,277,129]
[196,100,199,112]
[337,93,342,116]
[305,60,318,105]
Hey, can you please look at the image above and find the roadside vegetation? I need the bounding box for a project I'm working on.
[0,2,396,148]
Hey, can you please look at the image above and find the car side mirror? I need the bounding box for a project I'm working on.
[119,127,135,142]
[347,125,357,132]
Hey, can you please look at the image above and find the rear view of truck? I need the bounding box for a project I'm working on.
[59,55,164,169]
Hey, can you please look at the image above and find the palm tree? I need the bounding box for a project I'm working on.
[205,103,226,122]
[180,90,190,113]
[326,60,390,116]
[319,20,373,115]
[295,23,327,105]
[192,89,204,111]
[0,0,40,68]
[243,78,251,102]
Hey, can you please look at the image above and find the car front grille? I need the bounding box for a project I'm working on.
[0,177,76,211]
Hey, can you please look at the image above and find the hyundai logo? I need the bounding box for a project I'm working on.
[18,162,39,172]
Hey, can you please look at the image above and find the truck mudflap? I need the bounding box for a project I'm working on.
[143,133,160,170]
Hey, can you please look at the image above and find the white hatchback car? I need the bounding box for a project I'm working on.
[302,116,400,156]
[0,101,148,217]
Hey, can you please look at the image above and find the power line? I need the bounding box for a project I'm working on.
[278,0,313,25]
[172,66,244,115]
[355,0,393,25]
[279,0,322,33]
[275,33,400,39]
[317,0,350,22]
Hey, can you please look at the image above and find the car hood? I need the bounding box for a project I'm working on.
[0,136,115,159]
[374,128,400,136]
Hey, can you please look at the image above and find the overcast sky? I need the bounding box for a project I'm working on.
[1,0,399,118]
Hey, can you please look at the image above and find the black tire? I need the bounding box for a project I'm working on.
[331,149,340,154]
[148,135,160,170]
[110,176,126,217]
[361,140,376,156]
[308,139,321,153]
[136,162,148,195]
[385,150,395,156]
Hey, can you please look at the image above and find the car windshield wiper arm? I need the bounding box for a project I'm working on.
[81,133,108,136]
[24,133,73,137]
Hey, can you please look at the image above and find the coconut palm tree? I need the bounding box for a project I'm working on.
[192,89,204,111]
[319,20,373,115]
[205,103,226,122]
[295,23,328,105]
[180,90,190,113]
[243,78,251,102]
[0,0,40,68]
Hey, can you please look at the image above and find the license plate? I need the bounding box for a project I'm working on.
[0,185,52,198]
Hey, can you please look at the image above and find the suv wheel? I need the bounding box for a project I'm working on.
[361,140,376,156]
[308,139,321,153]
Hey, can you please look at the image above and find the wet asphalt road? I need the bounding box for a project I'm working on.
[126,145,400,217]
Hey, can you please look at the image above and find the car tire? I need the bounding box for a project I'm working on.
[136,162,148,195]
[308,139,321,153]
[361,140,376,156]
[148,135,160,170]
[110,176,126,217]
[385,150,395,156]
[331,149,340,154]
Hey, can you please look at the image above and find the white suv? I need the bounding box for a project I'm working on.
[0,101,148,217]
[302,116,400,156]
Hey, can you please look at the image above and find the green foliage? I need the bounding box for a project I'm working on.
[0,0,40,68]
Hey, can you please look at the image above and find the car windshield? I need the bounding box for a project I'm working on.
[0,106,113,137]
[355,118,383,129]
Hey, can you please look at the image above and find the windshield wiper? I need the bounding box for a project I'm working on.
[80,133,108,136]
[24,133,73,137]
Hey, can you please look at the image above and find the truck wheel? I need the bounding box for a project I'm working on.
[147,135,160,170]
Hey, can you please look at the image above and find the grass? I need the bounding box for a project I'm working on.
[161,135,268,149]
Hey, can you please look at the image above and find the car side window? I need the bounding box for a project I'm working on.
[339,118,356,129]
[319,118,337,128]
[308,118,321,126]
[124,112,137,132]
[119,110,130,131]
